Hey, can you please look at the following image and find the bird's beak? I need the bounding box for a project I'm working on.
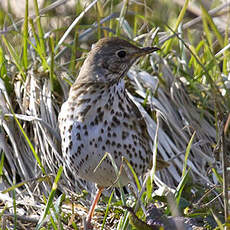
[133,46,160,58]
[141,46,160,54]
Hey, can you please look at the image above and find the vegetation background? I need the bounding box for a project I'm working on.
[0,0,230,229]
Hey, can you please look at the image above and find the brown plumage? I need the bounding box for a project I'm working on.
[59,37,167,227]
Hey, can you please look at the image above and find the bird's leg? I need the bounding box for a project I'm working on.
[86,186,104,227]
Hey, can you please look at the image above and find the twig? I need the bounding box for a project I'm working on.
[3,212,39,223]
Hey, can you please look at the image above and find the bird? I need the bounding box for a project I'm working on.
[58,37,167,228]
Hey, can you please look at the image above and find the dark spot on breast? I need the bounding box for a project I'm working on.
[79,105,91,117]
[69,124,73,131]
[111,122,115,127]
[122,131,129,140]
[104,103,109,110]
[69,141,73,149]
[101,128,104,133]
[115,111,122,117]
[90,89,96,94]
[98,136,102,142]
[94,117,99,125]
[98,111,104,121]
[78,98,91,105]
[118,102,124,111]
[132,134,137,139]
[112,116,120,125]
[124,112,130,119]
[106,140,110,145]
[127,149,132,159]
[97,95,102,100]
[76,133,81,140]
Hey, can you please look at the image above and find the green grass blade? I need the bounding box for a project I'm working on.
[222,14,230,75]
[54,0,98,54]
[211,167,223,184]
[69,30,78,73]
[33,0,46,57]
[163,0,189,53]
[0,152,4,177]
[1,36,26,79]
[2,175,51,194]
[0,46,7,77]
[123,157,141,192]
[10,108,46,175]
[182,131,196,178]
[29,19,49,70]
[176,168,190,206]
[101,189,114,230]
[36,166,63,230]
[106,153,126,206]
[49,36,55,92]
[116,0,129,36]
[23,0,29,70]
[201,10,212,50]
[200,3,224,47]
[210,209,224,230]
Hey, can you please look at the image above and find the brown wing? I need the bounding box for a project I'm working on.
[126,93,169,170]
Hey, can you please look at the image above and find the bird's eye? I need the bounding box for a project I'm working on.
[116,50,126,58]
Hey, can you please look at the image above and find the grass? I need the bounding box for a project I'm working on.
[0,0,230,229]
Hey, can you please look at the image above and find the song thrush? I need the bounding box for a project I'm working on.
[59,37,167,227]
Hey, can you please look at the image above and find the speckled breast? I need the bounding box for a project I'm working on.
[59,80,151,187]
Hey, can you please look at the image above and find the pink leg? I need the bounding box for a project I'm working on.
[86,187,104,227]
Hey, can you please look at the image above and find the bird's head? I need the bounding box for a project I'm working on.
[76,37,159,85]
